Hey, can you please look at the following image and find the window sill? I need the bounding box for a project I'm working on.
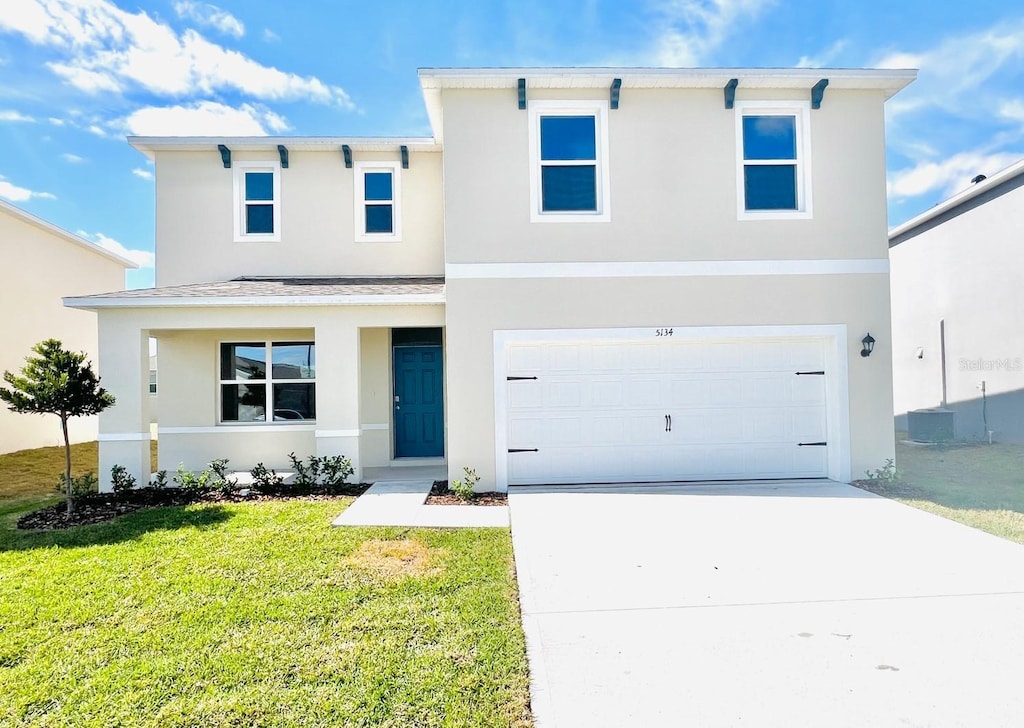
[737,209,813,221]
[234,234,282,243]
[355,234,403,243]
[530,210,611,224]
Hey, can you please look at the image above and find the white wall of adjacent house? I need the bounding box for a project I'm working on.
[153,149,445,287]
[0,209,127,454]
[890,184,1024,442]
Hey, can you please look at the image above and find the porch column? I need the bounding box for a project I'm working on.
[314,321,362,482]
[97,314,151,492]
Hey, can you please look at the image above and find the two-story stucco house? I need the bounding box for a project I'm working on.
[66,66,915,491]
[1,199,135,454]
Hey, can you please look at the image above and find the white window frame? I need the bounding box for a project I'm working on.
[528,100,611,223]
[354,161,402,242]
[735,100,812,221]
[218,340,316,425]
[232,161,282,242]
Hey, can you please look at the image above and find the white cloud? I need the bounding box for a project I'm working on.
[60,152,85,163]
[0,0,353,108]
[77,230,154,268]
[48,117,66,126]
[0,175,56,202]
[262,28,280,43]
[0,110,35,122]
[131,167,153,180]
[875,20,1024,119]
[173,1,244,38]
[796,40,848,69]
[653,0,774,66]
[888,151,1023,200]
[116,101,291,136]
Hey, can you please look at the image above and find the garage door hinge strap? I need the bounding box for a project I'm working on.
[507,376,538,381]
[797,442,828,446]
[795,371,825,375]
[508,448,539,453]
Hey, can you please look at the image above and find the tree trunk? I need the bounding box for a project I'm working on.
[61,415,73,516]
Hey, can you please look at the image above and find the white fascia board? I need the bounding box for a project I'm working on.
[418,67,917,98]
[129,136,440,157]
[446,259,889,279]
[63,293,446,310]
[888,158,1024,240]
[0,198,139,269]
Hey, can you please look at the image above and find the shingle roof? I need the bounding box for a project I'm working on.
[64,276,445,309]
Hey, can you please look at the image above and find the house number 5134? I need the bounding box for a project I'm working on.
[655,328,674,337]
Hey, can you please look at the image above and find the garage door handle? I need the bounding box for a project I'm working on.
[797,442,827,446]
[668,414,672,432]
[664,415,669,432]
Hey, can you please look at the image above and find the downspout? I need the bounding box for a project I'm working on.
[939,319,948,407]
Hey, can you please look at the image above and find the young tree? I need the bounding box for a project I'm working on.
[1,339,115,515]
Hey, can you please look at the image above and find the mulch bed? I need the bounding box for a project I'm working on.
[17,483,372,531]
[424,480,508,507]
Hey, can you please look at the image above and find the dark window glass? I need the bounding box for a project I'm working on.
[392,327,443,346]
[743,116,797,160]
[221,383,266,422]
[273,383,316,420]
[541,165,597,211]
[540,116,597,160]
[744,165,798,210]
[245,171,274,201]
[246,204,274,234]
[364,172,393,201]
[365,204,394,233]
[272,343,315,379]
[221,343,266,380]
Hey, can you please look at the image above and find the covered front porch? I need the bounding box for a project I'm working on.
[64,277,446,491]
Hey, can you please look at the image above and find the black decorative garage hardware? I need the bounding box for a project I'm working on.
[508,448,538,453]
[507,376,538,381]
[797,442,828,447]
[795,370,825,375]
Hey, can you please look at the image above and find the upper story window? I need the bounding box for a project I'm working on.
[528,100,611,223]
[220,341,316,423]
[735,101,812,220]
[233,161,281,242]
[354,161,402,242]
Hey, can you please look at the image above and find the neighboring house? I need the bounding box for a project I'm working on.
[889,160,1024,442]
[0,199,135,454]
[65,66,915,491]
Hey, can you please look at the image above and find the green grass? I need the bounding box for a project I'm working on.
[0,446,533,727]
[865,439,1024,544]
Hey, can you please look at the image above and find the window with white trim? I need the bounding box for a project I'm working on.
[735,101,812,219]
[354,161,402,241]
[528,100,611,223]
[220,342,315,423]
[233,161,281,241]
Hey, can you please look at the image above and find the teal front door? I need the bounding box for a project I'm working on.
[393,345,444,458]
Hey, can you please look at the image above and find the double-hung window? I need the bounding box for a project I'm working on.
[354,161,402,241]
[528,100,611,222]
[220,342,316,423]
[735,101,812,219]
[233,161,281,241]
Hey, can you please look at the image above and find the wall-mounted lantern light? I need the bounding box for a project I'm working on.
[861,333,875,358]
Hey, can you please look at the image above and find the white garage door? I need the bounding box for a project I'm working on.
[505,336,829,485]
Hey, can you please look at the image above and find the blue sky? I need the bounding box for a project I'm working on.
[1,0,1023,289]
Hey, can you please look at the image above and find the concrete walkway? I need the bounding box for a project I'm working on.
[509,480,1024,727]
[332,479,509,528]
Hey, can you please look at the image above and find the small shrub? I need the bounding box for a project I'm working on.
[208,458,238,494]
[57,472,98,498]
[450,466,480,501]
[110,464,137,493]
[151,470,169,489]
[288,451,321,489]
[250,462,284,492]
[865,458,902,485]
[174,463,212,491]
[319,455,354,486]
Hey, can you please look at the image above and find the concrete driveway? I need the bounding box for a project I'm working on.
[509,481,1024,728]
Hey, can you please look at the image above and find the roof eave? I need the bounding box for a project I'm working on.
[128,136,440,156]
[63,293,447,310]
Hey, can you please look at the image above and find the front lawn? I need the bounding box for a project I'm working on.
[0,449,532,727]
[858,439,1024,544]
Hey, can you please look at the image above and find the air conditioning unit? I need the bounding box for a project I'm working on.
[907,408,955,443]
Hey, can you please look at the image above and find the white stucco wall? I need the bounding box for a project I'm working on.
[890,183,1024,441]
[0,207,127,454]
